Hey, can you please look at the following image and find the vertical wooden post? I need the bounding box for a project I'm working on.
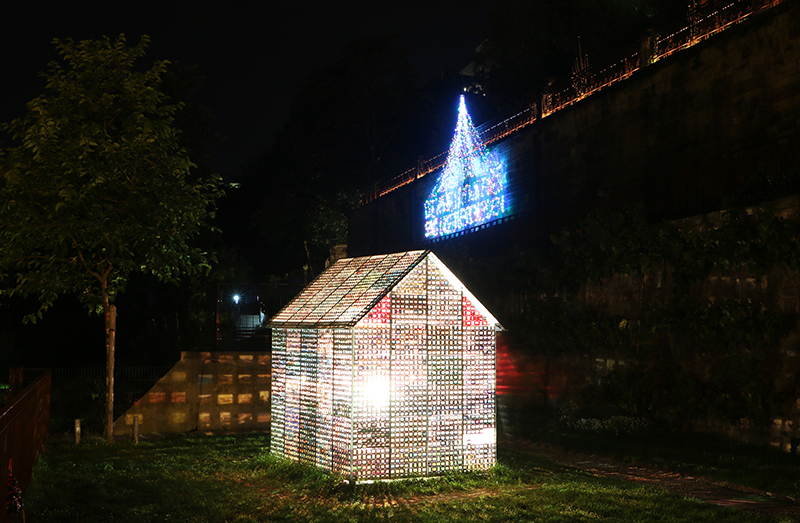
[216,283,222,349]
[133,415,139,445]
[74,419,81,446]
[106,304,117,443]
[1,454,8,523]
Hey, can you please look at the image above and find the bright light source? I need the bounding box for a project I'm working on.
[232,294,240,304]
[361,377,391,409]
[424,95,508,238]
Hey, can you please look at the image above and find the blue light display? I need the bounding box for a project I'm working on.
[424,96,507,238]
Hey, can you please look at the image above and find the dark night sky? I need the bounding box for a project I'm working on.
[1,0,489,179]
[0,1,490,367]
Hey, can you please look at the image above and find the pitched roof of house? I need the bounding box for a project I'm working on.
[267,250,500,329]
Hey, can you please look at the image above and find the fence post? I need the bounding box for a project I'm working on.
[8,368,24,399]
[0,433,8,523]
[0,371,51,522]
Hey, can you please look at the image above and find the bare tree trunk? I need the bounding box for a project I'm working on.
[105,299,117,442]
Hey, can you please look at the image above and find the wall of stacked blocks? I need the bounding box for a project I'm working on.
[113,351,272,436]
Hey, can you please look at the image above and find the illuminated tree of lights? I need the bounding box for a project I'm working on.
[424,95,507,238]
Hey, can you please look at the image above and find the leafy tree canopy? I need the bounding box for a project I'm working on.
[0,34,224,439]
[237,36,420,277]
[0,34,223,319]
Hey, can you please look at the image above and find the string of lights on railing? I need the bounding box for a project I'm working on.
[360,0,786,205]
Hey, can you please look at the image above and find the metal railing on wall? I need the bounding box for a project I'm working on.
[360,0,788,206]
[11,367,171,435]
[0,371,51,523]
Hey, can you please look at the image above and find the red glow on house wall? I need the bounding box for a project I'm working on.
[463,297,489,327]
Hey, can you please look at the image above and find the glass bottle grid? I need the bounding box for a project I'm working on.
[270,258,496,480]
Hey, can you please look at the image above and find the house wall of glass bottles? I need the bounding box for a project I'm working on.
[270,258,496,481]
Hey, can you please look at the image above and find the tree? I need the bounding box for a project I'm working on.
[241,36,417,277]
[0,35,223,440]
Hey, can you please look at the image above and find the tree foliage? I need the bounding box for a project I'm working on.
[0,34,222,317]
[0,34,223,438]
[238,36,421,276]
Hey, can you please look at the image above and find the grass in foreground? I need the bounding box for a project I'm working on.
[518,413,800,500]
[25,432,790,523]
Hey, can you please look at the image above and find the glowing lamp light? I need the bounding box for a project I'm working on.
[361,377,391,410]
[268,250,500,481]
[232,294,240,304]
[424,95,508,239]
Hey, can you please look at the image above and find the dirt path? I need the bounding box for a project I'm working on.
[511,438,800,522]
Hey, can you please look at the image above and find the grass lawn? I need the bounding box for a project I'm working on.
[520,414,800,501]
[25,432,793,523]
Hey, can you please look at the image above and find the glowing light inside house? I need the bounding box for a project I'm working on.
[424,96,507,238]
[269,250,498,481]
[362,377,391,410]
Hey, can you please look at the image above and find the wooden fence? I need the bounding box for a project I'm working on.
[0,371,51,522]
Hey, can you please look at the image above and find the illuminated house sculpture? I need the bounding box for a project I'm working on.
[424,95,508,239]
[268,250,500,481]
